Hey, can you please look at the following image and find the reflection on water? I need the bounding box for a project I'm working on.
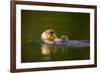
[41,44,52,60]
[41,43,67,60]
[21,41,90,63]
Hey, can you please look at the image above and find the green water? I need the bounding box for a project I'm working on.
[21,10,90,63]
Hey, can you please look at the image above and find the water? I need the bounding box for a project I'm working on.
[21,41,90,63]
[21,10,90,63]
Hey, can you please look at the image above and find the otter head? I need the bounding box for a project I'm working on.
[41,29,57,44]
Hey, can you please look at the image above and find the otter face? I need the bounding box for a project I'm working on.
[41,29,57,43]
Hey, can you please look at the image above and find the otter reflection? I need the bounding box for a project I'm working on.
[41,43,67,60]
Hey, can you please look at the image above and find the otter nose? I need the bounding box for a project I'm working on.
[50,31,54,34]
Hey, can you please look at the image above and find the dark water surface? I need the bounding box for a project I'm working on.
[21,10,90,63]
[21,42,90,63]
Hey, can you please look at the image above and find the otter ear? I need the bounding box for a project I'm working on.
[44,31,47,33]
